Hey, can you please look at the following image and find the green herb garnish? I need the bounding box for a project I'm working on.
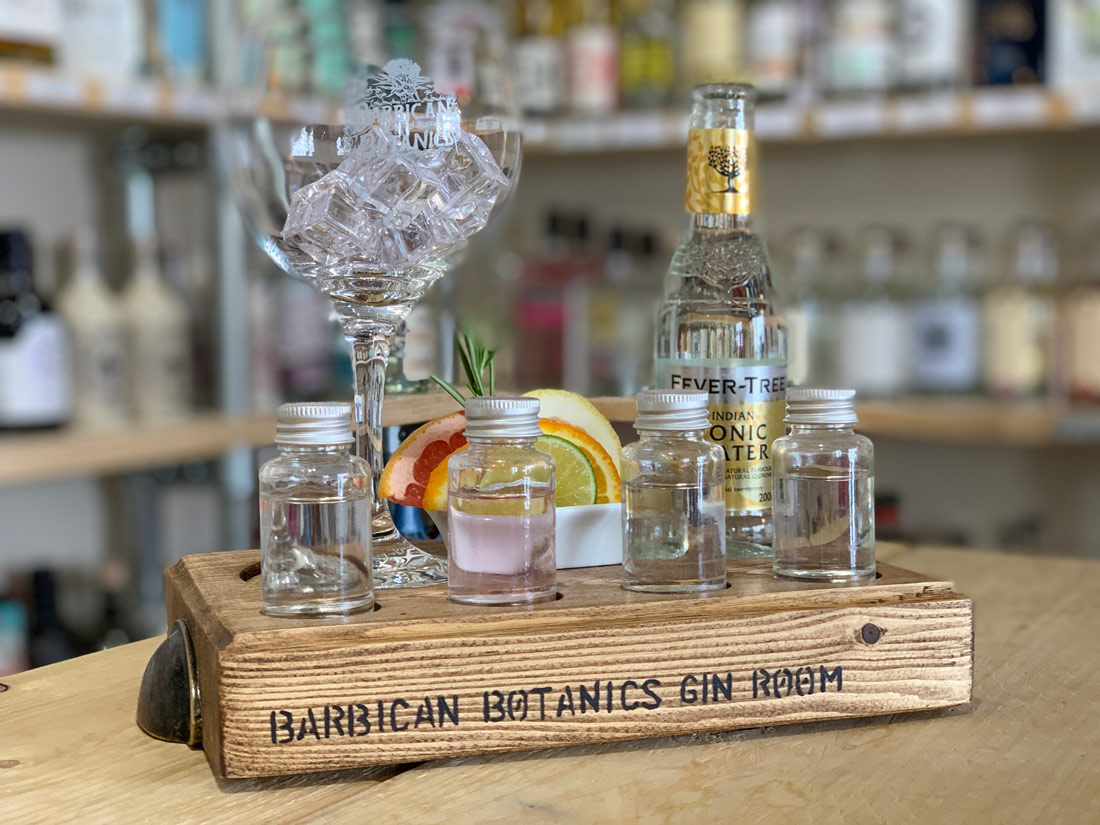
[431,329,496,404]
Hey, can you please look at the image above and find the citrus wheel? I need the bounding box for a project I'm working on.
[536,434,598,507]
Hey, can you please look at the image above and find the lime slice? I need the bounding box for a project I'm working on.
[537,434,598,507]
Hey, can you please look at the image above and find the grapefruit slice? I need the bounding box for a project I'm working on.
[538,418,621,504]
[524,389,621,472]
[379,411,467,508]
[421,446,463,512]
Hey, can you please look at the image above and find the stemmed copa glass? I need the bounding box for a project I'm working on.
[223,9,521,587]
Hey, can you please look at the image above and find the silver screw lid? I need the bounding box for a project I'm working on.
[464,396,542,439]
[784,388,858,425]
[275,401,355,446]
[634,389,710,431]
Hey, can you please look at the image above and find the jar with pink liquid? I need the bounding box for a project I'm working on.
[447,397,556,605]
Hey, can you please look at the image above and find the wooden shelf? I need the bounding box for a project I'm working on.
[0,65,339,128]
[591,395,1100,447]
[524,87,1100,155]
[0,412,275,487]
[0,394,1092,487]
[1,65,1096,147]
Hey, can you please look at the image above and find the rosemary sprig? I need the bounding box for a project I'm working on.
[431,329,496,405]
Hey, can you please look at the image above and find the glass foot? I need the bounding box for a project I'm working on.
[372,524,448,588]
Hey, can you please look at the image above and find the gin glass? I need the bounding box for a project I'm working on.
[223,11,521,587]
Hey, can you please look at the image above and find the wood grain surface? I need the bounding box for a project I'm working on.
[165,549,972,778]
[3,546,1098,823]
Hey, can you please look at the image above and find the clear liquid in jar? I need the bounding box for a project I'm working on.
[772,466,875,582]
[261,484,373,616]
[622,479,727,592]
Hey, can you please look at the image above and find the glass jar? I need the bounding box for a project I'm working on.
[259,402,373,616]
[771,389,875,582]
[447,396,556,605]
[621,390,726,593]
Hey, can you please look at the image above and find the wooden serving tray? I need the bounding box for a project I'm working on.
[142,545,973,779]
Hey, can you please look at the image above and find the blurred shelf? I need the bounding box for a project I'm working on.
[0,64,339,129]
[0,395,466,487]
[390,394,1100,447]
[524,87,1100,155]
[853,399,1058,446]
[2,66,1096,148]
[0,412,275,487]
[1,394,1093,487]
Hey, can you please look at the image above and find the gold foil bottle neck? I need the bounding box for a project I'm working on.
[686,128,751,215]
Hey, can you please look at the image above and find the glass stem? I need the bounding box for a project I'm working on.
[351,332,392,526]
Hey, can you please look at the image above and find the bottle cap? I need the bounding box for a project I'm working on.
[275,401,355,446]
[784,388,858,425]
[634,390,710,432]
[464,396,541,439]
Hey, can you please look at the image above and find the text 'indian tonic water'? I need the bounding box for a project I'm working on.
[655,83,788,556]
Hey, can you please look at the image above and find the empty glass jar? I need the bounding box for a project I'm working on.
[771,388,875,582]
[259,402,374,616]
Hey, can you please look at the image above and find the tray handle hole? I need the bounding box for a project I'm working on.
[239,562,261,582]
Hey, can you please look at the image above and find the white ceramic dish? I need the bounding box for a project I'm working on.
[427,502,623,569]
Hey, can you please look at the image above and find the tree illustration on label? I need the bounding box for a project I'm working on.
[707,145,742,193]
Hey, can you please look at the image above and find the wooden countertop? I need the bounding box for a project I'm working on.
[4,545,1098,824]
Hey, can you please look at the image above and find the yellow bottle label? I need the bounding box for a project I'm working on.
[656,358,786,512]
[686,128,751,215]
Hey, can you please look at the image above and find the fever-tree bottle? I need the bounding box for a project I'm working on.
[655,83,788,556]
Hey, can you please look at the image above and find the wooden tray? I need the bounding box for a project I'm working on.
[139,545,973,779]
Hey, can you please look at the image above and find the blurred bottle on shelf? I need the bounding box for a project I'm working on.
[618,0,676,109]
[746,0,804,100]
[564,0,619,114]
[121,236,192,421]
[300,0,351,97]
[28,570,81,668]
[248,268,282,412]
[240,0,308,94]
[0,230,71,430]
[1064,227,1100,401]
[897,0,971,91]
[58,0,145,79]
[512,0,567,117]
[983,220,1059,398]
[94,559,132,651]
[909,223,985,394]
[153,0,207,84]
[57,229,128,428]
[276,277,333,400]
[823,0,896,96]
[423,0,485,102]
[347,0,388,67]
[386,282,454,395]
[1049,0,1100,89]
[679,0,747,89]
[974,0,1046,85]
[564,227,656,396]
[835,226,909,398]
[781,227,837,388]
[0,0,60,64]
[516,211,591,389]
[0,580,29,676]
[384,0,418,58]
